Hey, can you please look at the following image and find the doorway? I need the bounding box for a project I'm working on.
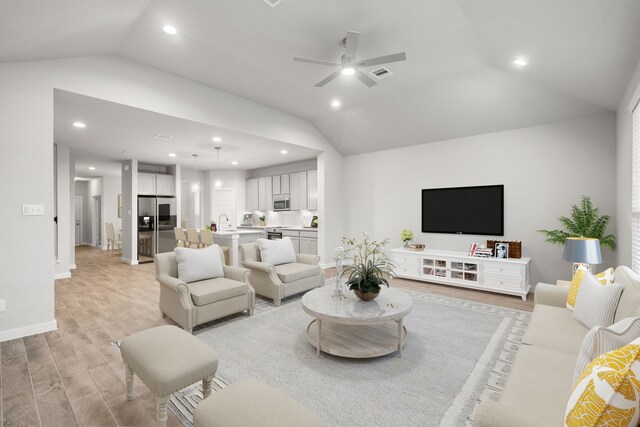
[74,196,83,245]
[93,195,102,247]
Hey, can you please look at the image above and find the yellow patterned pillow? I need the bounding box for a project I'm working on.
[565,337,640,427]
[566,265,615,311]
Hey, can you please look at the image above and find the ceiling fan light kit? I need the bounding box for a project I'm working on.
[294,31,406,88]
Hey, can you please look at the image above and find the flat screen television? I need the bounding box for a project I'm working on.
[421,185,504,236]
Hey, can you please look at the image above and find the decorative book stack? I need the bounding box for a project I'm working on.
[473,248,494,258]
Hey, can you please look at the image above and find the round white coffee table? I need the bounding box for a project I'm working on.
[301,286,413,358]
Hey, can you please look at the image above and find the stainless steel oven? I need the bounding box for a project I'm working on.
[273,195,290,211]
[266,227,283,240]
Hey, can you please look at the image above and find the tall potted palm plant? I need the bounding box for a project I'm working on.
[338,233,396,301]
[538,196,616,250]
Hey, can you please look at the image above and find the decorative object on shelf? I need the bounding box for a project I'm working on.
[258,214,266,226]
[538,195,616,250]
[408,243,425,251]
[563,237,602,274]
[468,242,477,256]
[401,229,414,248]
[487,240,522,258]
[473,245,493,258]
[311,216,318,228]
[495,242,509,259]
[338,233,396,301]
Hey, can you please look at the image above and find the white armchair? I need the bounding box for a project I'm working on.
[239,242,323,306]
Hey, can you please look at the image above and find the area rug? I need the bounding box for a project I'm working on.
[168,288,530,426]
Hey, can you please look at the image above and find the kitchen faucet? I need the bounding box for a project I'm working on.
[218,214,230,229]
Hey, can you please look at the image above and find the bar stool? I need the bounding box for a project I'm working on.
[174,227,187,247]
[186,228,202,248]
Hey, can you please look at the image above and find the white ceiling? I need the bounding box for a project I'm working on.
[54,90,319,179]
[4,0,640,155]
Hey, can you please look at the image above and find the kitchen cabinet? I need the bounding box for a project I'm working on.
[283,229,317,255]
[272,174,290,196]
[307,170,317,211]
[138,173,175,196]
[273,175,280,195]
[156,174,175,196]
[246,178,259,212]
[289,172,308,211]
[258,177,273,211]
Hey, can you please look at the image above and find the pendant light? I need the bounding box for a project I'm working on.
[214,146,222,188]
[191,154,199,193]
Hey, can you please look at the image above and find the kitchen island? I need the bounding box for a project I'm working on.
[211,229,263,267]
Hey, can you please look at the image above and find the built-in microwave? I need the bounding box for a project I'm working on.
[273,195,290,211]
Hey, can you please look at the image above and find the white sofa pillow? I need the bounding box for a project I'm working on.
[573,317,640,385]
[174,244,224,283]
[573,270,623,329]
[257,237,297,266]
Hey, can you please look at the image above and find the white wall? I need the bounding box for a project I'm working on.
[54,144,72,279]
[0,53,342,341]
[344,114,617,285]
[616,58,640,268]
[74,181,92,244]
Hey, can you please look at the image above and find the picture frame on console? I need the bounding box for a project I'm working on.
[495,242,509,259]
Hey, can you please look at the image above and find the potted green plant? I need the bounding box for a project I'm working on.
[538,196,616,250]
[338,233,396,301]
[258,214,266,226]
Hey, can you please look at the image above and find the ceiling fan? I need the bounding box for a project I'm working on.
[293,31,406,88]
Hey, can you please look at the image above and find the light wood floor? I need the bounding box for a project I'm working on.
[1,246,533,427]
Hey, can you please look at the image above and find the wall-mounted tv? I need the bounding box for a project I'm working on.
[421,185,504,236]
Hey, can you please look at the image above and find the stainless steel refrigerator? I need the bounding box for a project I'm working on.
[138,196,177,263]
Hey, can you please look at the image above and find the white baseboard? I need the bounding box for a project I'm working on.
[121,257,138,265]
[0,320,57,342]
[54,271,71,279]
[70,264,77,270]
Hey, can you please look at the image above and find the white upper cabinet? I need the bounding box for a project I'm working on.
[258,176,273,211]
[272,175,281,195]
[138,173,175,196]
[307,170,317,211]
[290,171,308,211]
[156,174,175,196]
[280,174,290,194]
[246,178,259,212]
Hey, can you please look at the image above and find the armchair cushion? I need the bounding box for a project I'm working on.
[174,244,224,283]
[188,278,250,306]
[274,263,322,283]
[257,238,296,266]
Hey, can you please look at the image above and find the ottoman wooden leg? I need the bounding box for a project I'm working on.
[202,374,214,399]
[156,395,169,427]
[125,366,134,401]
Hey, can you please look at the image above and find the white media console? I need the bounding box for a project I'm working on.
[390,247,531,300]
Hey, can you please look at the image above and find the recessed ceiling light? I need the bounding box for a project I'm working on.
[341,66,356,76]
[281,150,288,154]
[72,122,86,128]
[88,166,95,170]
[330,99,341,108]
[169,153,177,157]
[213,136,222,142]
[231,161,238,165]
[163,25,177,35]
[512,57,528,67]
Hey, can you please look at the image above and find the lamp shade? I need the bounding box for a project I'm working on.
[563,238,602,265]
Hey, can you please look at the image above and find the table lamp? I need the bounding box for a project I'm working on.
[563,237,602,274]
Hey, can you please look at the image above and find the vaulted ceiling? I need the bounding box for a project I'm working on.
[2,0,640,155]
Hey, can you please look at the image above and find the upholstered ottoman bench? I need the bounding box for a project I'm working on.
[193,378,323,427]
[120,325,219,427]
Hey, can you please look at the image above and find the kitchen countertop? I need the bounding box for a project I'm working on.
[211,229,264,236]
[282,227,318,232]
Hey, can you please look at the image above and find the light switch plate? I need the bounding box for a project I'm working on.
[22,204,44,216]
[0,299,5,312]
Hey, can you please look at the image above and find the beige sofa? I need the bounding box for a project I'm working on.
[238,242,324,306]
[474,266,640,426]
[155,248,255,333]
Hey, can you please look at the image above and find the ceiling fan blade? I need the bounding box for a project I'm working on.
[355,52,406,68]
[315,70,341,87]
[294,56,341,67]
[344,31,360,63]
[356,70,377,87]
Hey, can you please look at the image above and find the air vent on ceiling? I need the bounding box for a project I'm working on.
[370,67,393,80]
[262,0,283,7]
[153,134,173,140]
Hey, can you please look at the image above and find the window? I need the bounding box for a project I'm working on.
[632,101,640,271]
